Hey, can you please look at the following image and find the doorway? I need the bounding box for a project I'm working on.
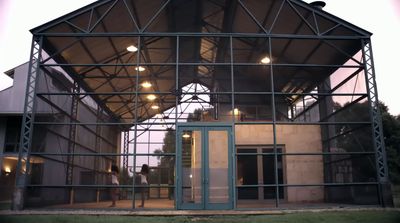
[236,146,284,201]
[176,124,233,210]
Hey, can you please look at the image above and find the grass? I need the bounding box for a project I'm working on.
[0,211,399,223]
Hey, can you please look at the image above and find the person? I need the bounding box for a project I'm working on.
[138,164,149,208]
[109,164,119,207]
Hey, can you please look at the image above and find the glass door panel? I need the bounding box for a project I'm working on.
[181,130,203,206]
[177,125,232,210]
[208,130,229,204]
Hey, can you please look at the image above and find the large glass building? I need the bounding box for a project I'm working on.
[1,0,392,210]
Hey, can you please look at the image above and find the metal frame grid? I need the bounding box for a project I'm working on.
[12,0,390,210]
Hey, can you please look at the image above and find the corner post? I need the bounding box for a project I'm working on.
[12,35,43,210]
[361,38,393,207]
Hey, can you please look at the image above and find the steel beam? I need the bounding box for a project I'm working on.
[12,36,43,210]
[65,81,80,204]
[362,39,393,207]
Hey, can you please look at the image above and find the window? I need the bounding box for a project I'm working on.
[4,117,22,153]
[236,146,285,200]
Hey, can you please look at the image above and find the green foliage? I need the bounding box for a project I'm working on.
[331,101,400,184]
[333,101,376,181]
[153,129,176,188]
[380,102,400,184]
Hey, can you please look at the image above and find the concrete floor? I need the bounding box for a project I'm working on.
[34,198,381,211]
[46,199,174,210]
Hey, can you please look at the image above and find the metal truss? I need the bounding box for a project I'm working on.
[362,40,389,190]
[65,82,80,186]
[64,81,80,204]
[13,36,43,210]
[123,130,129,170]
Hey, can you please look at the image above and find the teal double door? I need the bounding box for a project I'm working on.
[177,124,233,210]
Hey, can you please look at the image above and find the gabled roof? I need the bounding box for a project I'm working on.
[31,0,371,36]
[30,0,371,123]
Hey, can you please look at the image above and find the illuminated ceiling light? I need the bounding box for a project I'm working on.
[233,108,240,115]
[146,94,156,101]
[151,105,159,110]
[135,66,146,72]
[182,133,191,138]
[141,81,152,88]
[126,45,138,52]
[260,56,271,64]
[5,166,11,176]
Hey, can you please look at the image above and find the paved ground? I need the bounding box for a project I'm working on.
[0,207,399,216]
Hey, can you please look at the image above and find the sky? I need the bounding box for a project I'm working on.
[0,0,400,115]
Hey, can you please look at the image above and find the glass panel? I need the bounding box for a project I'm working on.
[208,130,229,203]
[236,149,258,200]
[234,94,273,122]
[181,130,202,204]
[262,148,284,199]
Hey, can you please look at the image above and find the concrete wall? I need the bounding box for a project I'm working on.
[0,63,122,205]
[235,124,324,203]
[0,63,29,114]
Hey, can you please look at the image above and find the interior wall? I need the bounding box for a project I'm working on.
[235,124,324,203]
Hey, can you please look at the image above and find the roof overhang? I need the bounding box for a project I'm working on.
[30,0,372,124]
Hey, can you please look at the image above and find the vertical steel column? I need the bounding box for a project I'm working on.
[94,106,103,202]
[12,36,43,210]
[174,36,179,209]
[269,36,280,207]
[132,36,141,209]
[65,81,80,204]
[229,36,237,209]
[361,39,393,207]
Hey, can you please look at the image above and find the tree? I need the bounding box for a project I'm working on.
[331,101,400,184]
[333,101,376,182]
[153,129,176,199]
[380,102,400,184]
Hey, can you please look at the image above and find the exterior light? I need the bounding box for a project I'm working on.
[260,56,271,64]
[135,66,146,72]
[182,133,191,138]
[126,45,138,52]
[233,108,240,115]
[151,105,159,110]
[141,81,152,88]
[146,94,156,101]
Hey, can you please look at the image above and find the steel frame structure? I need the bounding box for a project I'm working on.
[12,0,391,210]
